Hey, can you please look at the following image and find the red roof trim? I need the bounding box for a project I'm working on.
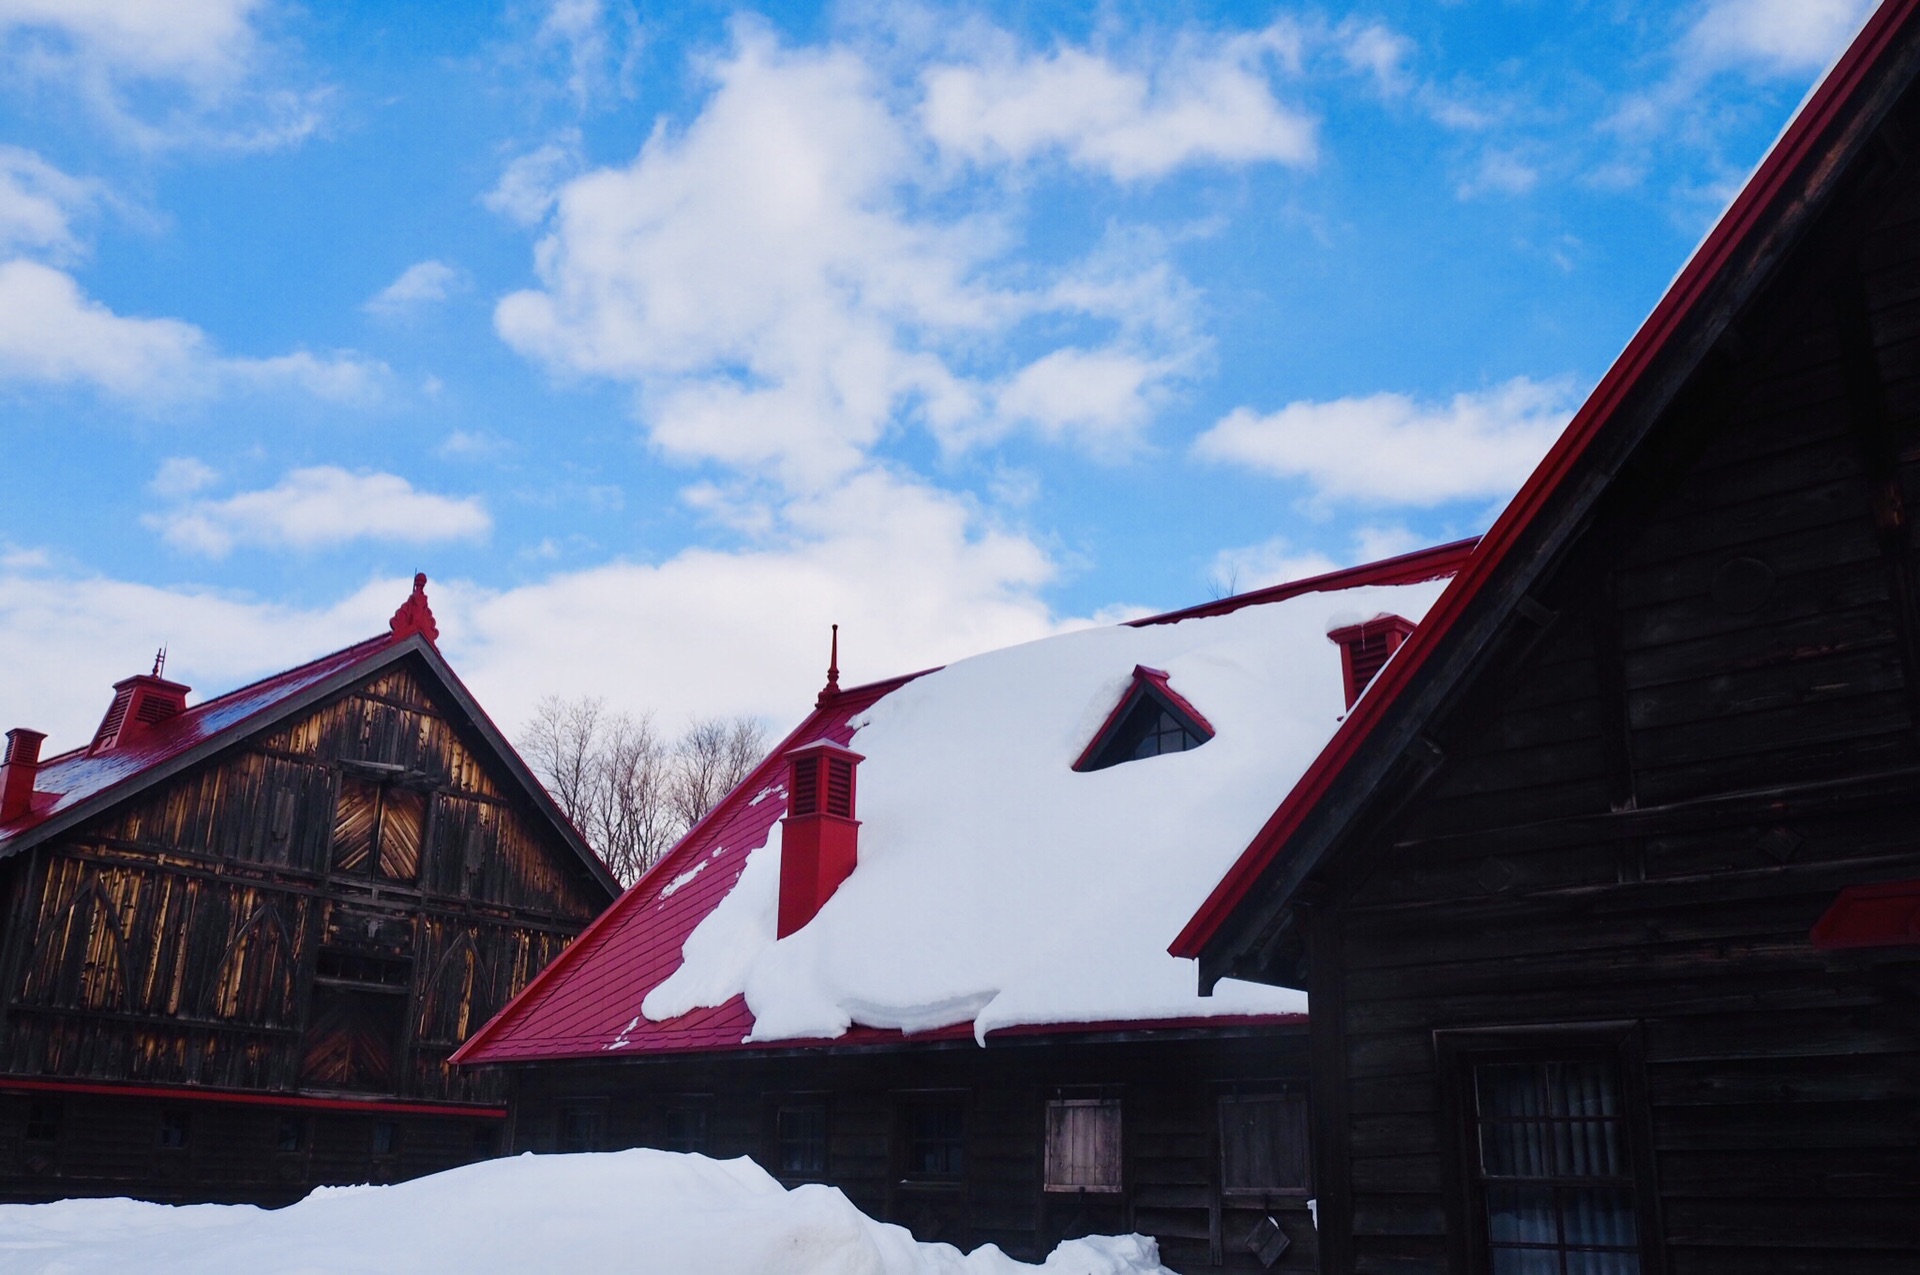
[1129,537,1478,628]
[1171,0,1920,962]
[1809,879,1920,950]
[0,1075,504,1118]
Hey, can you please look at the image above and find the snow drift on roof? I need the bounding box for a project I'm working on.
[645,576,1447,1043]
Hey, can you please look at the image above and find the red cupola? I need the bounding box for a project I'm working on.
[1327,614,1416,709]
[88,652,191,755]
[777,739,864,938]
[0,728,46,824]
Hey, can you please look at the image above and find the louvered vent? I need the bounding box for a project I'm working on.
[89,673,192,754]
[1327,615,1417,709]
[93,691,133,751]
[790,755,819,817]
[826,757,854,818]
[134,695,181,725]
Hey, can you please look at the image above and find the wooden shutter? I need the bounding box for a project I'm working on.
[1045,1098,1122,1192]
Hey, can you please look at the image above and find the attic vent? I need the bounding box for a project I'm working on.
[790,758,819,817]
[826,756,854,818]
[134,696,180,726]
[1327,615,1416,709]
[1074,666,1215,774]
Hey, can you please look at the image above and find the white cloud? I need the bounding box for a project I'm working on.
[149,456,219,499]
[995,347,1165,451]
[496,22,1198,489]
[484,138,581,227]
[1193,376,1576,505]
[364,259,461,316]
[0,259,385,404]
[0,0,321,148]
[147,467,493,558]
[535,0,641,110]
[920,25,1316,181]
[4,470,1083,752]
[1683,0,1877,77]
[0,147,100,259]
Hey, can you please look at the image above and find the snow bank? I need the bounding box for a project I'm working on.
[646,578,1445,1042]
[0,1150,1178,1275]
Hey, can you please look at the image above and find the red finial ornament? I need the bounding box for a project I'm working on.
[817,623,841,706]
[389,572,440,644]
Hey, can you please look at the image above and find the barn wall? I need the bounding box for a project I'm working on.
[0,656,607,1202]
[1314,127,1920,1273]
[505,1032,1316,1272]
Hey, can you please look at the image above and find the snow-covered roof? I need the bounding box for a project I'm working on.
[456,542,1472,1063]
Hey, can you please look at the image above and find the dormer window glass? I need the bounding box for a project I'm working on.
[1074,666,1215,773]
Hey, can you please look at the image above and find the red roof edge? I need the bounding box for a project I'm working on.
[451,667,934,1066]
[1809,879,1920,950]
[1129,536,1479,628]
[1171,0,1920,963]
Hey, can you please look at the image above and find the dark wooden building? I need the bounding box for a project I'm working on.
[1177,5,1920,1272]
[457,544,1475,1272]
[0,576,617,1204]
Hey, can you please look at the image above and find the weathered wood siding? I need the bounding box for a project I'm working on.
[0,655,607,1202]
[507,1032,1317,1272]
[1311,116,1920,1274]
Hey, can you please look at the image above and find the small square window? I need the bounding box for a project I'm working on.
[557,1102,605,1154]
[661,1105,708,1154]
[24,1099,60,1144]
[1219,1093,1309,1193]
[276,1114,307,1153]
[372,1120,399,1157]
[1045,1098,1122,1193]
[903,1098,966,1181]
[157,1109,191,1150]
[776,1103,828,1178]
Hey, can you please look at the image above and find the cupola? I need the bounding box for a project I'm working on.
[1326,614,1416,708]
[88,651,190,755]
[777,739,865,938]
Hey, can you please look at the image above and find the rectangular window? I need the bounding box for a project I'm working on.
[472,1123,500,1158]
[276,1114,307,1153]
[1218,1093,1309,1193]
[661,1104,709,1154]
[372,1120,399,1158]
[776,1103,828,1178]
[903,1098,966,1181]
[557,1102,606,1154]
[24,1099,60,1144]
[1045,1098,1122,1193]
[1470,1060,1641,1275]
[157,1109,191,1150]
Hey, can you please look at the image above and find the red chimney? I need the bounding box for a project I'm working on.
[1,728,46,824]
[777,740,864,938]
[1327,614,1416,709]
[89,671,191,755]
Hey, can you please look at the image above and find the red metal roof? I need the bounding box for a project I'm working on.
[454,541,1473,1066]
[1170,0,1920,962]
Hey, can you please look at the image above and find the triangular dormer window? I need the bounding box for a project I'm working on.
[1073,666,1215,773]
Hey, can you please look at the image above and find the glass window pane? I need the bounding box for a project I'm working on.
[1563,1188,1637,1247]
[1491,1248,1563,1275]
[1486,1184,1558,1244]
[1565,1251,1641,1275]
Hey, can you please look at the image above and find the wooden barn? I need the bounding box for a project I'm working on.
[1176,4,1920,1272]
[0,576,617,1204]
[454,542,1474,1272]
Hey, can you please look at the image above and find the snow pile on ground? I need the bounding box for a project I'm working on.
[0,1150,1179,1275]
[644,578,1446,1041]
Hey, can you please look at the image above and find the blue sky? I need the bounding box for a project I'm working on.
[0,0,1879,746]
